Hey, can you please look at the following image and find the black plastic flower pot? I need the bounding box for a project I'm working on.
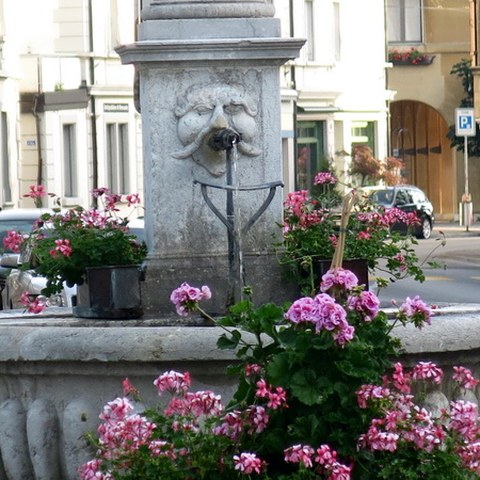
[313,258,369,290]
[72,265,144,319]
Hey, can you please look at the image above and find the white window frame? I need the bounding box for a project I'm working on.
[62,123,78,198]
[333,1,341,62]
[1,112,11,203]
[305,0,316,61]
[302,1,339,65]
[106,122,130,194]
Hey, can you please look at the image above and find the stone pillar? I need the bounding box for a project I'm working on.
[116,0,304,316]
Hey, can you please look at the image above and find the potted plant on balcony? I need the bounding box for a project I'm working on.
[388,47,435,66]
[5,186,147,319]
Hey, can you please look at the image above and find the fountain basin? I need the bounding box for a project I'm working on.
[0,304,478,479]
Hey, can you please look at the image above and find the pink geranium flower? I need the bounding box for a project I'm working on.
[49,238,72,257]
[347,290,380,322]
[3,230,25,253]
[453,366,480,390]
[170,282,212,316]
[20,291,46,314]
[314,171,337,185]
[411,361,443,384]
[126,193,141,206]
[284,444,315,467]
[23,184,47,200]
[320,268,359,293]
[154,370,191,395]
[233,452,265,474]
[398,295,435,328]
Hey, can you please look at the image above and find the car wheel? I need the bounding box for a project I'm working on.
[417,217,432,239]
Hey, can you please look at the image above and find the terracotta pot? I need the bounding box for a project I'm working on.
[72,265,144,319]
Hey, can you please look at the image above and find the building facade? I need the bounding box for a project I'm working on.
[0,0,393,211]
[386,0,471,221]
[4,0,142,210]
[6,1,465,218]
[276,0,391,195]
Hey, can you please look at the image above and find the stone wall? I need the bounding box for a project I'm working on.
[0,304,477,479]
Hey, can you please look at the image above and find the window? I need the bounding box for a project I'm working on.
[1,113,10,203]
[333,1,341,62]
[106,123,130,194]
[351,121,376,152]
[63,124,77,197]
[296,121,326,190]
[387,0,422,44]
[305,0,315,61]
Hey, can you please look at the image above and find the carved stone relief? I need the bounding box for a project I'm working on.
[172,82,260,177]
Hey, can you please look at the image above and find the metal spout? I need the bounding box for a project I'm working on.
[208,128,242,151]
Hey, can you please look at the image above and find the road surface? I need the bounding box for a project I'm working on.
[375,223,480,307]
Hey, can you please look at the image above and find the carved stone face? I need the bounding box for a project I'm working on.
[172,83,260,176]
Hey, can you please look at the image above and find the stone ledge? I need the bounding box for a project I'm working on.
[116,38,306,65]
[392,306,480,353]
[0,304,479,361]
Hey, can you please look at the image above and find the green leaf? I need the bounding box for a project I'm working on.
[290,369,333,406]
[216,331,241,350]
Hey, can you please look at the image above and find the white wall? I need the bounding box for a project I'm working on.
[11,0,142,209]
[275,0,390,191]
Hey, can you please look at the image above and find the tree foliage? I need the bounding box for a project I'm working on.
[446,59,480,157]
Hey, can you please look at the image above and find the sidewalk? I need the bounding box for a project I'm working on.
[433,221,480,238]
[431,221,480,265]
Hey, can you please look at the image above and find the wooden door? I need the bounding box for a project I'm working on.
[390,100,455,220]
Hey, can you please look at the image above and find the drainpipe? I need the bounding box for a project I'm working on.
[384,0,394,157]
[289,0,298,189]
[33,56,43,203]
[32,97,43,190]
[470,0,477,67]
[88,0,99,206]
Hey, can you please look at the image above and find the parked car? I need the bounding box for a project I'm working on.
[0,209,50,309]
[358,185,435,239]
[0,208,76,309]
[0,208,48,252]
[0,209,145,310]
[0,253,76,309]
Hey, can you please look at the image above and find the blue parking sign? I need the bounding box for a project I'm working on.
[455,108,476,136]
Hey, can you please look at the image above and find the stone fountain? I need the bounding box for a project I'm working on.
[116,0,305,315]
[0,5,474,478]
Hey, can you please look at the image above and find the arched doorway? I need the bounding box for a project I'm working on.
[390,100,455,220]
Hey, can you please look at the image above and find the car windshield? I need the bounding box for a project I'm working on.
[369,189,394,206]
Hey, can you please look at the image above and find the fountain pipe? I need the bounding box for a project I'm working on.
[196,128,283,306]
[208,128,242,152]
[208,128,242,304]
